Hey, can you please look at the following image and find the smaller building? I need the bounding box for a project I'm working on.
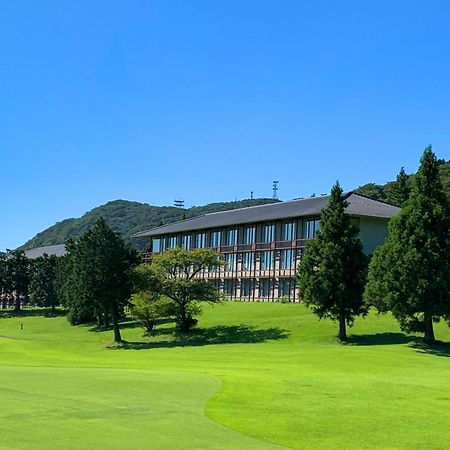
[24,244,66,259]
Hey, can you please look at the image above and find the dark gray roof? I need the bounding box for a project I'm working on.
[24,244,66,259]
[132,192,400,238]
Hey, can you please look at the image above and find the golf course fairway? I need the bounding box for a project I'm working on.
[1,302,449,449]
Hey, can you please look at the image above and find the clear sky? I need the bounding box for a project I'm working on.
[1,0,450,250]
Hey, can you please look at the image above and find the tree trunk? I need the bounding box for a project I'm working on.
[424,312,435,344]
[110,307,122,343]
[338,313,347,341]
[14,294,21,311]
[178,301,188,331]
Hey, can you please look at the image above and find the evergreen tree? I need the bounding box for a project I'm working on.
[7,250,31,311]
[297,182,368,340]
[61,218,138,342]
[388,167,411,207]
[29,254,59,313]
[365,147,450,343]
[0,252,11,308]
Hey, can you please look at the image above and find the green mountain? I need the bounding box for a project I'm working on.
[20,198,279,251]
[356,159,450,204]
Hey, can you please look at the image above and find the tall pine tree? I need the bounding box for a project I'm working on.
[365,147,450,343]
[29,254,59,313]
[297,182,368,340]
[61,218,138,342]
[388,167,411,207]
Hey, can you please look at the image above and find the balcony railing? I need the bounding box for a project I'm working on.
[141,238,310,262]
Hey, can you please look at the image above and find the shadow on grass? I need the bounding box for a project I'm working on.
[410,341,450,358]
[345,332,450,358]
[0,307,65,319]
[88,317,173,333]
[346,332,417,346]
[114,324,290,350]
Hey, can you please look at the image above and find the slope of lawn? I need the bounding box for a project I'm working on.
[0,302,450,449]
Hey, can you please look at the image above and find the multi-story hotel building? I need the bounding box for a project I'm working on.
[133,192,399,302]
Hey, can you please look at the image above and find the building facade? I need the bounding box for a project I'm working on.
[133,193,400,302]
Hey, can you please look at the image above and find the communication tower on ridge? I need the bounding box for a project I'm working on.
[174,199,185,208]
[272,181,279,200]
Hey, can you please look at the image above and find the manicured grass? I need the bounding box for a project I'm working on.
[1,303,450,449]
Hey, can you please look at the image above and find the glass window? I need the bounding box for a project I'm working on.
[243,226,256,244]
[279,278,294,299]
[210,230,222,247]
[242,252,255,271]
[260,251,274,270]
[225,253,237,271]
[182,234,192,249]
[167,235,177,248]
[223,280,237,298]
[302,219,321,239]
[259,279,274,298]
[280,249,296,269]
[241,279,255,298]
[226,229,238,245]
[196,232,206,248]
[152,238,162,253]
[281,222,296,241]
[262,224,275,242]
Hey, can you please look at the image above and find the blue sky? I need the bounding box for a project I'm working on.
[1,0,450,250]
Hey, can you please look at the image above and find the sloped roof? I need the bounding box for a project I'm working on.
[132,192,400,238]
[24,244,66,259]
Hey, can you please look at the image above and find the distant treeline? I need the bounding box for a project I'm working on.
[356,158,450,204]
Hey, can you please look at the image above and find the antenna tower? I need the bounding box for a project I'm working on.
[272,180,279,200]
[174,198,185,208]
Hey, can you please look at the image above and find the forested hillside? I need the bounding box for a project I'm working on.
[20,198,278,250]
[356,159,449,203]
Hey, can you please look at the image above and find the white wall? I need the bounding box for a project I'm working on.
[358,217,390,255]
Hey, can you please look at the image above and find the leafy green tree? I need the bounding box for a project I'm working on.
[388,167,411,207]
[297,182,368,340]
[60,218,138,342]
[7,250,31,311]
[365,147,450,343]
[29,254,59,313]
[128,292,174,333]
[129,263,175,332]
[145,248,223,332]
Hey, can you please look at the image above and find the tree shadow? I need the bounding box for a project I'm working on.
[345,332,450,358]
[0,308,65,319]
[345,332,418,346]
[410,341,450,358]
[88,317,173,333]
[115,325,290,350]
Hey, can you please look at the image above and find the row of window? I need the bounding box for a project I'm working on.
[214,278,296,299]
[152,219,320,253]
[207,249,300,271]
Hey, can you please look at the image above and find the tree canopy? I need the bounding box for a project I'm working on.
[58,218,138,342]
[364,147,450,343]
[138,248,223,332]
[297,182,368,340]
[29,254,59,313]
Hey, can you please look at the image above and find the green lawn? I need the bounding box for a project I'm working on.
[1,303,449,450]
